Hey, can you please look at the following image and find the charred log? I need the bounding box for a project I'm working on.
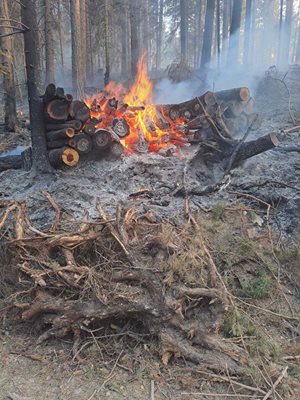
[45,99,69,122]
[69,100,90,122]
[46,127,75,141]
[46,120,82,132]
[48,147,79,167]
[215,87,250,102]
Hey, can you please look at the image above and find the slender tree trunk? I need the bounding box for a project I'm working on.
[130,0,139,78]
[44,0,55,84]
[222,0,230,65]
[21,0,52,173]
[85,0,93,84]
[156,0,164,70]
[104,0,110,86]
[0,0,18,131]
[70,0,82,98]
[121,1,129,79]
[282,0,293,65]
[243,0,252,65]
[227,0,243,66]
[57,0,65,77]
[80,0,87,87]
[180,0,188,62]
[216,0,221,70]
[278,0,284,65]
[201,0,215,68]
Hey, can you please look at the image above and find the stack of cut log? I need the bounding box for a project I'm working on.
[157,87,255,142]
[43,84,125,168]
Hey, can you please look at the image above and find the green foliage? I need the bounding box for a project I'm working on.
[236,271,271,300]
[211,202,226,221]
[222,308,255,337]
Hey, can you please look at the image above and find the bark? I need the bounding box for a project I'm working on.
[48,147,79,167]
[129,0,139,78]
[227,0,243,66]
[57,0,64,76]
[21,0,52,173]
[156,0,164,70]
[0,0,18,131]
[216,0,221,69]
[282,0,293,65]
[86,0,93,82]
[278,0,284,65]
[44,0,55,84]
[70,0,82,98]
[180,0,188,62]
[222,0,230,64]
[104,0,110,86]
[243,0,252,65]
[80,0,87,87]
[201,0,215,68]
[121,0,129,79]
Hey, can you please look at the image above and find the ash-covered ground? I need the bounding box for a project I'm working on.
[1,67,300,238]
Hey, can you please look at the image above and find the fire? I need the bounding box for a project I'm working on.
[85,52,188,155]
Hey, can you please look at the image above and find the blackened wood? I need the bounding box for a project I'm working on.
[55,87,65,98]
[0,148,32,172]
[43,83,56,103]
[233,133,279,166]
[46,128,75,141]
[46,120,82,131]
[70,133,92,154]
[47,139,68,149]
[93,129,113,150]
[0,155,22,172]
[21,0,52,173]
[158,91,216,121]
[65,93,73,103]
[69,100,90,122]
[45,99,69,122]
[109,142,124,159]
[83,122,96,135]
[48,147,79,167]
[215,87,250,102]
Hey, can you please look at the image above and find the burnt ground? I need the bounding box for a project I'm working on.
[0,67,300,399]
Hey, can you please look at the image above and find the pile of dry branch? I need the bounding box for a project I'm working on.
[0,197,249,374]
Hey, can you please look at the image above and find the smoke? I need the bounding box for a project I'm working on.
[153,78,204,104]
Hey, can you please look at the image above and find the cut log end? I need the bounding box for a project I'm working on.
[204,91,217,106]
[48,147,79,167]
[240,87,250,102]
[93,129,113,150]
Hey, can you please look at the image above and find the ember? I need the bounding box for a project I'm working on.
[85,52,187,155]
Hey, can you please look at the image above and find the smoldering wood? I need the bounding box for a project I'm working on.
[108,142,125,159]
[69,100,90,122]
[43,83,56,103]
[55,87,65,98]
[83,122,96,135]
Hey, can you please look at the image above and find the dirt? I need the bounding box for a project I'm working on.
[1,66,300,399]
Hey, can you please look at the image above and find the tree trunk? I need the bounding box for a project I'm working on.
[86,0,93,83]
[156,0,164,71]
[104,0,110,86]
[227,0,243,66]
[243,0,252,65]
[129,0,139,78]
[0,0,18,132]
[57,0,65,77]
[222,0,230,65]
[44,0,55,84]
[216,0,221,69]
[70,0,82,98]
[121,0,129,79]
[277,0,284,65]
[282,0,293,65]
[201,0,215,68]
[180,0,188,63]
[80,0,87,88]
[21,0,52,173]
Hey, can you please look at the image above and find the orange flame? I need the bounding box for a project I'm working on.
[85,51,188,155]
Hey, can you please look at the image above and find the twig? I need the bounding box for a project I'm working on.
[96,199,130,257]
[235,297,298,320]
[0,202,17,231]
[100,351,123,389]
[283,125,300,134]
[150,380,155,400]
[42,191,61,232]
[262,366,288,400]
[181,393,264,397]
